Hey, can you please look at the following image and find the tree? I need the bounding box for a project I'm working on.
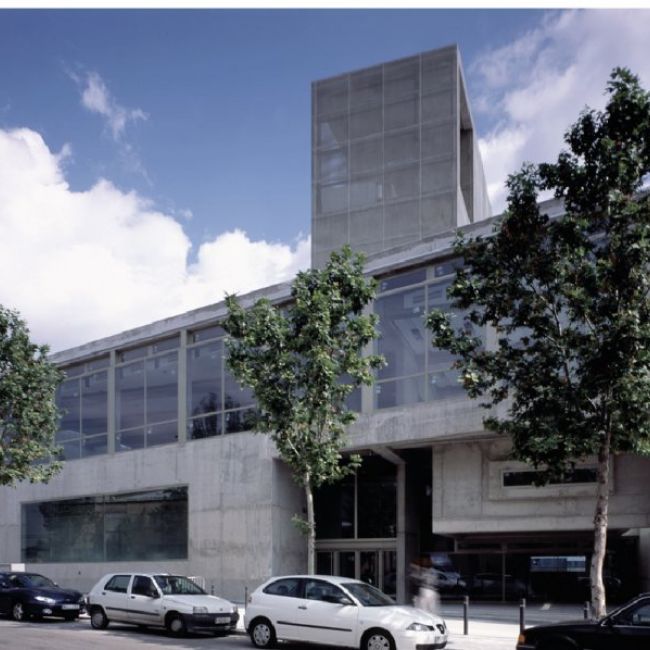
[0,305,63,486]
[426,68,650,618]
[223,246,384,573]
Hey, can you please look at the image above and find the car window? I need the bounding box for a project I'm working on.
[304,579,346,603]
[104,575,131,593]
[263,578,302,598]
[9,576,28,588]
[343,582,395,607]
[618,602,650,626]
[22,574,56,588]
[154,575,205,595]
[132,576,156,597]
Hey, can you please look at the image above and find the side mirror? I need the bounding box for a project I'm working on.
[147,589,160,599]
[337,596,355,606]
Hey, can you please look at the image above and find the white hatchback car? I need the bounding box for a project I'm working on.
[245,575,447,650]
[86,572,238,636]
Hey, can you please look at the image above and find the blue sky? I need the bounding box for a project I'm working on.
[1,8,649,351]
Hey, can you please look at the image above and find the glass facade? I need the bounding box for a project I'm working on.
[22,487,188,562]
[314,455,397,540]
[187,328,257,440]
[53,258,484,458]
[55,358,109,460]
[116,344,179,453]
[374,261,485,409]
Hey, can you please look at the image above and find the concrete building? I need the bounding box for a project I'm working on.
[1,45,649,604]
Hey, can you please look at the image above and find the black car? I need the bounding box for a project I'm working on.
[0,572,84,621]
[516,593,650,650]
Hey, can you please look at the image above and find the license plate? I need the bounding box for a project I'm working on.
[215,616,230,624]
[61,604,80,610]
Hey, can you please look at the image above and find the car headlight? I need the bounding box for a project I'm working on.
[407,622,434,631]
[35,596,56,605]
[193,606,209,614]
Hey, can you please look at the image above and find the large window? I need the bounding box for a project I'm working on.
[56,357,109,460]
[187,328,256,440]
[22,487,187,563]
[374,261,484,408]
[115,337,179,452]
[314,455,396,540]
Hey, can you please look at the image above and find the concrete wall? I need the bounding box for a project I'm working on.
[0,433,305,601]
[431,438,650,535]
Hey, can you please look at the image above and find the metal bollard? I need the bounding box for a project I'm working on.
[519,598,526,633]
[211,584,214,595]
[463,595,469,635]
[245,586,249,604]
[584,601,590,620]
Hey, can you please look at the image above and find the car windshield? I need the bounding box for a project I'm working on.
[343,582,395,607]
[154,575,206,595]
[18,574,56,588]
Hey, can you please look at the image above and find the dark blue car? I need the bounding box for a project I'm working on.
[0,572,84,621]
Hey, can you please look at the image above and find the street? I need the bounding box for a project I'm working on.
[0,617,518,650]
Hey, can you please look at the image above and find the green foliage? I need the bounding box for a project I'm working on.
[0,306,63,486]
[426,67,650,481]
[223,245,384,490]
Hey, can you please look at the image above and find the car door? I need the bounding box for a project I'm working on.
[260,577,306,642]
[297,578,358,647]
[600,598,650,650]
[96,574,132,623]
[128,575,163,626]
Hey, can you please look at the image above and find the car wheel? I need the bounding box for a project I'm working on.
[90,606,109,629]
[11,602,25,622]
[166,613,187,637]
[362,629,396,650]
[249,617,277,649]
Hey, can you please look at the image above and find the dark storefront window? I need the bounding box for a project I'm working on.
[22,487,188,563]
[314,455,396,540]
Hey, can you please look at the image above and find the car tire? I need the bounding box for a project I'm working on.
[249,617,277,648]
[90,606,109,629]
[362,628,396,650]
[11,602,25,621]
[166,613,187,637]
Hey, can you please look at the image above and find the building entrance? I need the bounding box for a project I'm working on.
[315,547,398,598]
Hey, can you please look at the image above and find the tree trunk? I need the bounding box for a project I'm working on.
[590,432,611,619]
[305,478,315,575]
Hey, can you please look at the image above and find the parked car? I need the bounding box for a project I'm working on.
[516,592,650,650]
[0,571,84,621]
[245,574,448,650]
[86,572,238,636]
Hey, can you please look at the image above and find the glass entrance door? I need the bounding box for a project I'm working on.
[316,549,397,597]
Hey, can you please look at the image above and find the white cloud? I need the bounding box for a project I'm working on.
[80,71,147,141]
[0,127,310,352]
[471,9,650,213]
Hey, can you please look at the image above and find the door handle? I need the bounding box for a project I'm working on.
[298,605,307,610]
